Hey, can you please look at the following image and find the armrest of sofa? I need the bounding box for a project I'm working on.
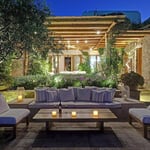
[29,101,59,109]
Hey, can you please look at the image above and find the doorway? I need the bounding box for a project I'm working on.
[64,57,71,71]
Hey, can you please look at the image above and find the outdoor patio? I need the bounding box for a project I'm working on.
[0,122,150,150]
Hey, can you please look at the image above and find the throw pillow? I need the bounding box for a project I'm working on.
[91,90,105,103]
[59,88,75,102]
[103,90,112,103]
[76,88,91,102]
[68,87,78,100]
[46,90,58,102]
[35,88,47,102]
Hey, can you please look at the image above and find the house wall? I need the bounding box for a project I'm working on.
[142,36,150,88]
[59,56,64,72]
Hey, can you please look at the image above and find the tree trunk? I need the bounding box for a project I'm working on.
[23,50,29,75]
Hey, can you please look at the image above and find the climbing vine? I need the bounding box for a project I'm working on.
[98,18,131,78]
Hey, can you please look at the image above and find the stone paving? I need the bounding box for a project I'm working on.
[0,122,150,150]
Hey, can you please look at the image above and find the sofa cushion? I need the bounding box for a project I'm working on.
[129,108,150,124]
[103,90,113,103]
[29,101,58,109]
[76,88,91,102]
[91,90,105,103]
[59,88,75,102]
[0,94,9,114]
[46,90,58,102]
[35,88,47,102]
[68,87,78,100]
[61,101,121,109]
[0,109,30,124]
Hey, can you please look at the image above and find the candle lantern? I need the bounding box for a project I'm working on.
[17,87,25,102]
[51,111,57,117]
[71,111,77,117]
[93,110,99,117]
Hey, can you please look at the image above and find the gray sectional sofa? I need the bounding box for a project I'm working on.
[29,87,121,109]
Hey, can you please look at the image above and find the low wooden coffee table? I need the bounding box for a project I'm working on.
[33,109,117,132]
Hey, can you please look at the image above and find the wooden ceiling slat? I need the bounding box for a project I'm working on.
[46,16,150,50]
[50,21,113,25]
[50,35,103,38]
[47,27,108,30]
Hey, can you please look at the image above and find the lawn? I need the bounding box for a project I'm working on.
[1,90,34,102]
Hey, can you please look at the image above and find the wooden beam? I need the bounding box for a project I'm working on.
[94,21,117,48]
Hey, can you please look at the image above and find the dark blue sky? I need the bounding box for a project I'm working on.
[46,0,150,22]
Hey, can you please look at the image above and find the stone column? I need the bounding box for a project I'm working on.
[142,36,150,88]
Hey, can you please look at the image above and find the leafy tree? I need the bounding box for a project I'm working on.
[0,59,12,86]
[0,0,53,61]
[78,52,91,73]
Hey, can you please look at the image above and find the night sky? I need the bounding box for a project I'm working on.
[46,0,150,22]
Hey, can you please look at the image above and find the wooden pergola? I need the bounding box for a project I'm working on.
[45,16,150,51]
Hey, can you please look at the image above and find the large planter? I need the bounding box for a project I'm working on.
[130,90,140,100]
[121,71,144,91]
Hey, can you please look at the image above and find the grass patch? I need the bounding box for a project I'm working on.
[1,90,35,103]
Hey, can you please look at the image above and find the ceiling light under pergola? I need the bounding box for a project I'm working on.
[85,40,88,43]
[96,30,101,35]
[76,40,79,44]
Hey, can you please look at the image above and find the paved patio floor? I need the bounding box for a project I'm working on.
[0,122,150,150]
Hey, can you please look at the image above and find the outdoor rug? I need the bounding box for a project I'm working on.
[32,128,123,148]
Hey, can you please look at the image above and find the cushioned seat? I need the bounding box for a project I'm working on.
[0,109,30,125]
[30,87,121,109]
[129,106,150,138]
[0,94,30,139]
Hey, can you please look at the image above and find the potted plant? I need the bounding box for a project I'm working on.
[121,71,144,90]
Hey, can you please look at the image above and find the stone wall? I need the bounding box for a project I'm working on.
[142,36,150,88]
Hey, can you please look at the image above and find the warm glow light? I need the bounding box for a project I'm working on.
[51,111,57,117]
[76,40,79,44]
[67,45,71,49]
[58,40,61,43]
[89,48,92,51]
[93,110,98,117]
[71,111,77,117]
[85,40,88,43]
[17,95,23,102]
[96,30,100,35]
[67,40,70,44]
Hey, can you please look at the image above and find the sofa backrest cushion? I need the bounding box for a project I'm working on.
[46,90,58,102]
[103,90,113,103]
[68,87,78,100]
[0,94,9,114]
[76,88,91,102]
[59,88,75,102]
[91,90,105,103]
[35,88,47,102]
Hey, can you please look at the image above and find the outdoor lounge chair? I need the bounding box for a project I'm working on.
[0,94,30,139]
[129,105,150,138]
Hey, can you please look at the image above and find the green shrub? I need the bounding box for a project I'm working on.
[11,74,53,90]
[10,73,118,90]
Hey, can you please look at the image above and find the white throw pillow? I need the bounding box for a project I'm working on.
[0,94,9,114]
